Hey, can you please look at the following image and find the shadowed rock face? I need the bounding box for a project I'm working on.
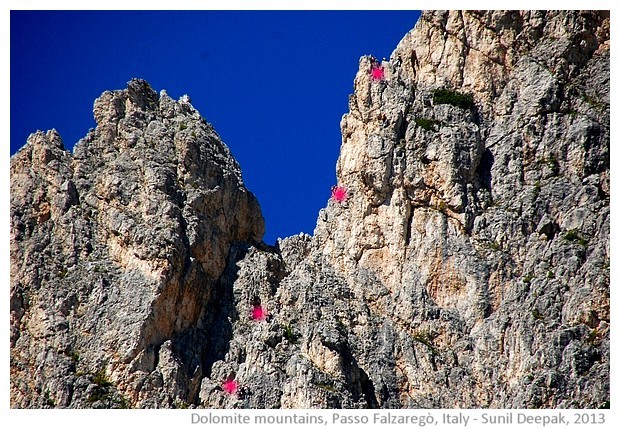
[10,80,264,408]
[11,10,609,409]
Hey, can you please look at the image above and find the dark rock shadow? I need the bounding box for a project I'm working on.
[477,148,494,195]
[199,242,251,377]
[158,243,251,406]
[341,337,380,408]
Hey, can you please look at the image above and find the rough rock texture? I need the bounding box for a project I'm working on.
[11,10,609,409]
[10,80,264,408]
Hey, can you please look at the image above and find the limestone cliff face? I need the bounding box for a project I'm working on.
[10,80,264,408]
[11,10,609,409]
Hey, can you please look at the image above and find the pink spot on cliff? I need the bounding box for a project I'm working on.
[251,305,267,321]
[371,64,385,81]
[222,379,238,395]
[331,185,348,203]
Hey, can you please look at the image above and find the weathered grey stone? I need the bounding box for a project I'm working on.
[11,11,608,409]
[11,79,264,408]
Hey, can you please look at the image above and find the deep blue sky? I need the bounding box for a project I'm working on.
[11,10,421,244]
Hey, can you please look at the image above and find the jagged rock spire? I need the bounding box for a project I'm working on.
[11,11,609,408]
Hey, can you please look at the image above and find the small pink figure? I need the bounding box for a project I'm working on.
[251,305,267,321]
[331,185,348,203]
[371,64,385,81]
[222,379,238,395]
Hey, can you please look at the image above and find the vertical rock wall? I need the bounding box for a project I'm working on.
[10,80,264,408]
[10,11,609,409]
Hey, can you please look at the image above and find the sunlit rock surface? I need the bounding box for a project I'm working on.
[11,11,609,408]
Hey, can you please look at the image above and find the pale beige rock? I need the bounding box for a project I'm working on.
[10,11,609,409]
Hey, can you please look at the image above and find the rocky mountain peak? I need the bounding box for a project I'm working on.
[11,78,264,408]
[11,11,609,409]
